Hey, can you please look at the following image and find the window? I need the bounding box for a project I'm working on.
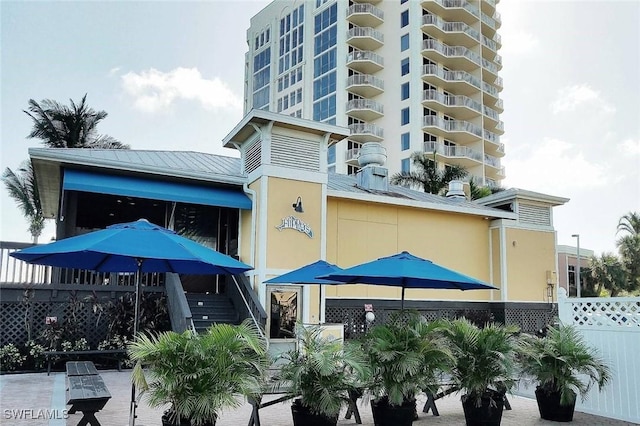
[401,58,409,76]
[401,133,410,151]
[401,10,409,28]
[401,0,408,3]
[401,107,410,125]
[327,145,336,164]
[401,158,410,173]
[268,286,301,339]
[401,34,409,51]
[401,82,410,100]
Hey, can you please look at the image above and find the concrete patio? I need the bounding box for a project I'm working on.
[0,370,636,425]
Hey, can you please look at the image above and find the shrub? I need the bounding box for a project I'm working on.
[0,343,26,371]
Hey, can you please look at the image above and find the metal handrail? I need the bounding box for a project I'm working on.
[231,274,267,340]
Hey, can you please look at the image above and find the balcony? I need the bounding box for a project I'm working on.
[483,81,500,102]
[347,27,384,51]
[347,3,384,28]
[481,0,497,15]
[423,141,483,168]
[422,115,483,143]
[422,39,480,71]
[422,64,481,95]
[347,50,384,74]
[493,97,504,113]
[349,123,384,143]
[421,14,480,48]
[345,147,361,165]
[352,0,383,4]
[346,99,384,121]
[422,89,482,120]
[346,74,384,97]
[421,0,480,26]
[484,137,505,158]
[482,58,501,78]
[481,11,499,36]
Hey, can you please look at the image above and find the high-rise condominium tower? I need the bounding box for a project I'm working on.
[244,0,504,187]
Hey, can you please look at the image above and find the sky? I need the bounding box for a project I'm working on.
[1,0,638,256]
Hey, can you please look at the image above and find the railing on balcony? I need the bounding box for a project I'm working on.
[422,64,481,89]
[484,153,501,168]
[434,0,480,19]
[424,141,483,162]
[482,34,497,52]
[422,14,480,42]
[481,11,497,30]
[422,39,481,65]
[483,105,499,121]
[347,27,384,44]
[484,129,500,145]
[423,89,482,113]
[347,3,384,21]
[482,58,500,75]
[0,241,163,287]
[347,50,384,68]
[349,123,384,139]
[346,74,384,90]
[346,99,384,114]
[346,147,361,162]
[483,81,499,98]
[423,115,483,138]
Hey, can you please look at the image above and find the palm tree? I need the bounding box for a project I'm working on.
[2,160,44,242]
[24,94,129,149]
[587,253,628,297]
[616,212,640,292]
[390,152,468,195]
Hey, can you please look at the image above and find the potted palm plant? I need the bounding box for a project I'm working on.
[362,312,453,426]
[275,324,370,426]
[128,320,269,426]
[519,324,611,422]
[443,318,520,426]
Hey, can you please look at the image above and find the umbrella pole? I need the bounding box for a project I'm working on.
[318,284,322,324]
[129,259,143,426]
[401,287,405,310]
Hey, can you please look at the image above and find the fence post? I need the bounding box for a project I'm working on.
[557,287,573,325]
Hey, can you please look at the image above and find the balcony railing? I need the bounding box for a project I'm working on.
[483,105,499,121]
[422,39,481,66]
[424,141,483,162]
[481,11,497,30]
[421,14,480,42]
[347,27,384,49]
[346,74,384,91]
[439,0,481,19]
[349,123,384,140]
[346,98,384,114]
[483,81,499,98]
[346,148,361,162]
[423,89,482,113]
[482,58,500,76]
[422,64,481,89]
[347,50,384,69]
[423,115,483,138]
[484,153,501,168]
[482,34,498,52]
[347,3,384,22]
[484,129,501,145]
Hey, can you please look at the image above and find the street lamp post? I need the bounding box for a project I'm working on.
[572,234,581,298]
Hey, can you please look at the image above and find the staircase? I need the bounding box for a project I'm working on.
[185,293,239,333]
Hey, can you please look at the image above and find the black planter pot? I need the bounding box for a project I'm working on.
[291,399,338,426]
[161,410,216,426]
[461,391,505,426]
[370,397,416,426]
[535,387,576,422]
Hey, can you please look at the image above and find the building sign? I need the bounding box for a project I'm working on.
[276,215,313,238]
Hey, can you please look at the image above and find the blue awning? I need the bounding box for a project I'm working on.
[63,169,252,210]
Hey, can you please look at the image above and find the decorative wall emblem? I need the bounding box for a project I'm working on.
[276,215,313,238]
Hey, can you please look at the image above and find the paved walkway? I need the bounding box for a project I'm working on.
[0,370,636,425]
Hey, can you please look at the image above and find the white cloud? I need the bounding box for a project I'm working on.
[120,67,242,113]
[618,138,640,156]
[109,67,121,76]
[550,84,616,115]
[504,137,607,192]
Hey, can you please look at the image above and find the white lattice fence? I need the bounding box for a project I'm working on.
[556,288,640,423]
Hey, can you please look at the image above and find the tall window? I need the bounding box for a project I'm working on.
[401,107,410,125]
[313,3,338,123]
[401,82,410,100]
[401,158,410,173]
[253,47,271,109]
[401,57,410,76]
[279,5,305,75]
[401,34,409,51]
[401,132,410,151]
[401,10,409,28]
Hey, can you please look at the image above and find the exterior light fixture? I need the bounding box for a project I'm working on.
[292,196,304,213]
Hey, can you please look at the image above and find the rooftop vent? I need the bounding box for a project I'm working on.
[356,142,388,192]
[446,180,466,200]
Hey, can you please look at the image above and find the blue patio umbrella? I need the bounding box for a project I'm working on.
[10,218,253,425]
[264,259,343,324]
[319,251,497,309]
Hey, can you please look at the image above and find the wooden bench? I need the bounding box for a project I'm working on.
[422,385,512,416]
[45,349,127,375]
[66,361,112,426]
[248,391,362,426]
